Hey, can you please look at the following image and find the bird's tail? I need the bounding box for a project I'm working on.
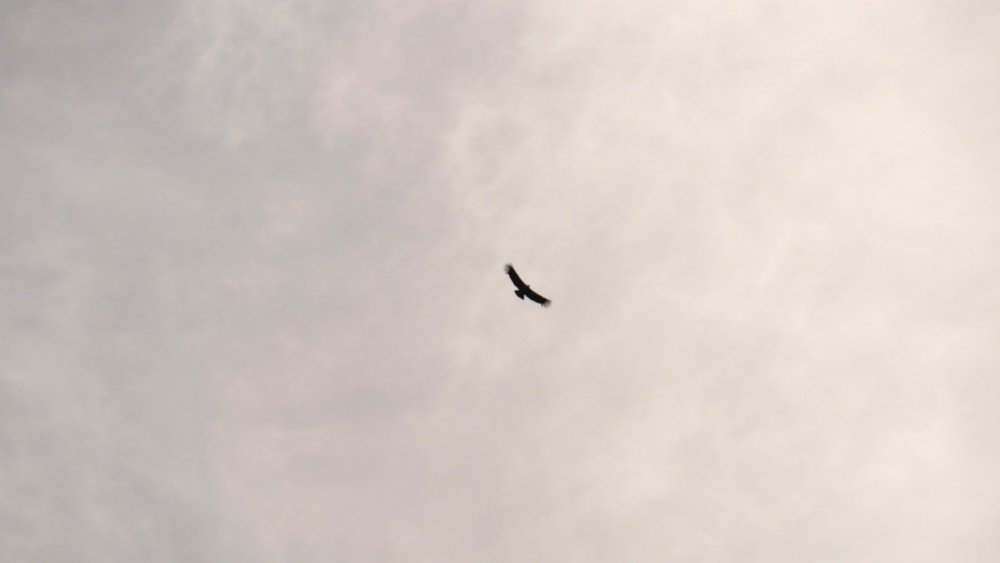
[514,290,525,299]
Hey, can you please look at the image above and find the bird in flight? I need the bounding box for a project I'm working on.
[505,264,551,308]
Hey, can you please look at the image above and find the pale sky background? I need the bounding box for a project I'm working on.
[2,1,999,561]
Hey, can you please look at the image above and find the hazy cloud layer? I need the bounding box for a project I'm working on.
[2,0,999,561]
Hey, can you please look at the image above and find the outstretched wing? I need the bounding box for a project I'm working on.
[505,264,528,290]
[523,288,551,307]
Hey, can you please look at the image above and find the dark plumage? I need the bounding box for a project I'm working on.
[505,264,551,307]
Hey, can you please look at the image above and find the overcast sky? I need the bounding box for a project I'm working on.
[2,0,999,561]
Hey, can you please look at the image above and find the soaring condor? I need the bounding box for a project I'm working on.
[505,264,551,308]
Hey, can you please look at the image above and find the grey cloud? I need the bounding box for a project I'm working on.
[2,0,999,561]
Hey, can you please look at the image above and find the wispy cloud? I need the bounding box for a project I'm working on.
[2,0,998,560]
